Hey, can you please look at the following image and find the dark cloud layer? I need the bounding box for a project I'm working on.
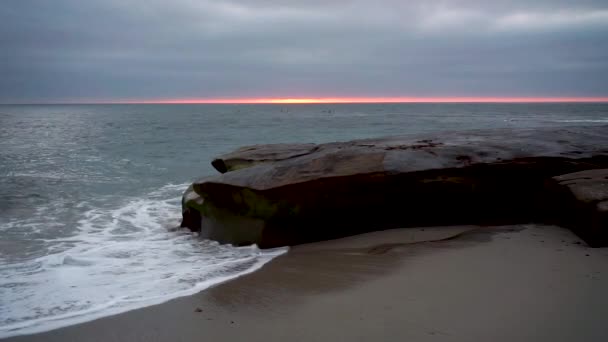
[1,0,607,102]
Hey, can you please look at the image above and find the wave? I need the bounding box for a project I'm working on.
[554,119,608,123]
[0,183,287,338]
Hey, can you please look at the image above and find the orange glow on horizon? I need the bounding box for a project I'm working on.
[111,96,608,104]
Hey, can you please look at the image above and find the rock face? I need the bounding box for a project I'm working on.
[182,125,608,248]
[180,185,203,232]
[545,169,608,247]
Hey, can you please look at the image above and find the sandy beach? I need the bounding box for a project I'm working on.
[4,224,608,342]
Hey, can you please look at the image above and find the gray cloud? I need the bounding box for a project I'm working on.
[1,0,607,102]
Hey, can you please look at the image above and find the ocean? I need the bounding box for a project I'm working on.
[1,103,607,337]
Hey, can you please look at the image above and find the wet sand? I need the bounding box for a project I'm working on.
[5,225,608,342]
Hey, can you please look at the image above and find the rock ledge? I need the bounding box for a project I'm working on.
[182,125,608,248]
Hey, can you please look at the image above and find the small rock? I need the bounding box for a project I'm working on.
[548,169,608,247]
[194,308,203,313]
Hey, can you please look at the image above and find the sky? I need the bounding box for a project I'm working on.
[1,0,608,103]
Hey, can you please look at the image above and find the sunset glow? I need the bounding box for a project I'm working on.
[116,97,608,104]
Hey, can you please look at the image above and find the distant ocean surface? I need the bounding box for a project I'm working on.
[1,103,608,337]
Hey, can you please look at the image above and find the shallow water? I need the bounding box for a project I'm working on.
[1,103,607,337]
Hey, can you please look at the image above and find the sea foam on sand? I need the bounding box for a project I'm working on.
[0,184,287,338]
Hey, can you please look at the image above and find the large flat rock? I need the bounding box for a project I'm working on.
[184,125,608,248]
[207,126,607,189]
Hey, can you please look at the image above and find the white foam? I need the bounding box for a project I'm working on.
[0,183,287,338]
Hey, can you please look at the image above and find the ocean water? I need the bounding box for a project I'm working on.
[1,103,607,337]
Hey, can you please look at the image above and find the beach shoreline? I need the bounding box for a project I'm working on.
[5,224,608,342]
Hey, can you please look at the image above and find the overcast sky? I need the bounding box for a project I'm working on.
[1,0,607,103]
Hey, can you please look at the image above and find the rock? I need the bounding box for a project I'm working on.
[180,185,204,231]
[182,125,608,248]
[553,169,608,203]
[211,143,317,173]
[545,169,608,247]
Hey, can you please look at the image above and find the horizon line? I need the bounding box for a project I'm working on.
[4,96,608,105]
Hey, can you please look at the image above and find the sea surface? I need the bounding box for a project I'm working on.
[1,103,607,337]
